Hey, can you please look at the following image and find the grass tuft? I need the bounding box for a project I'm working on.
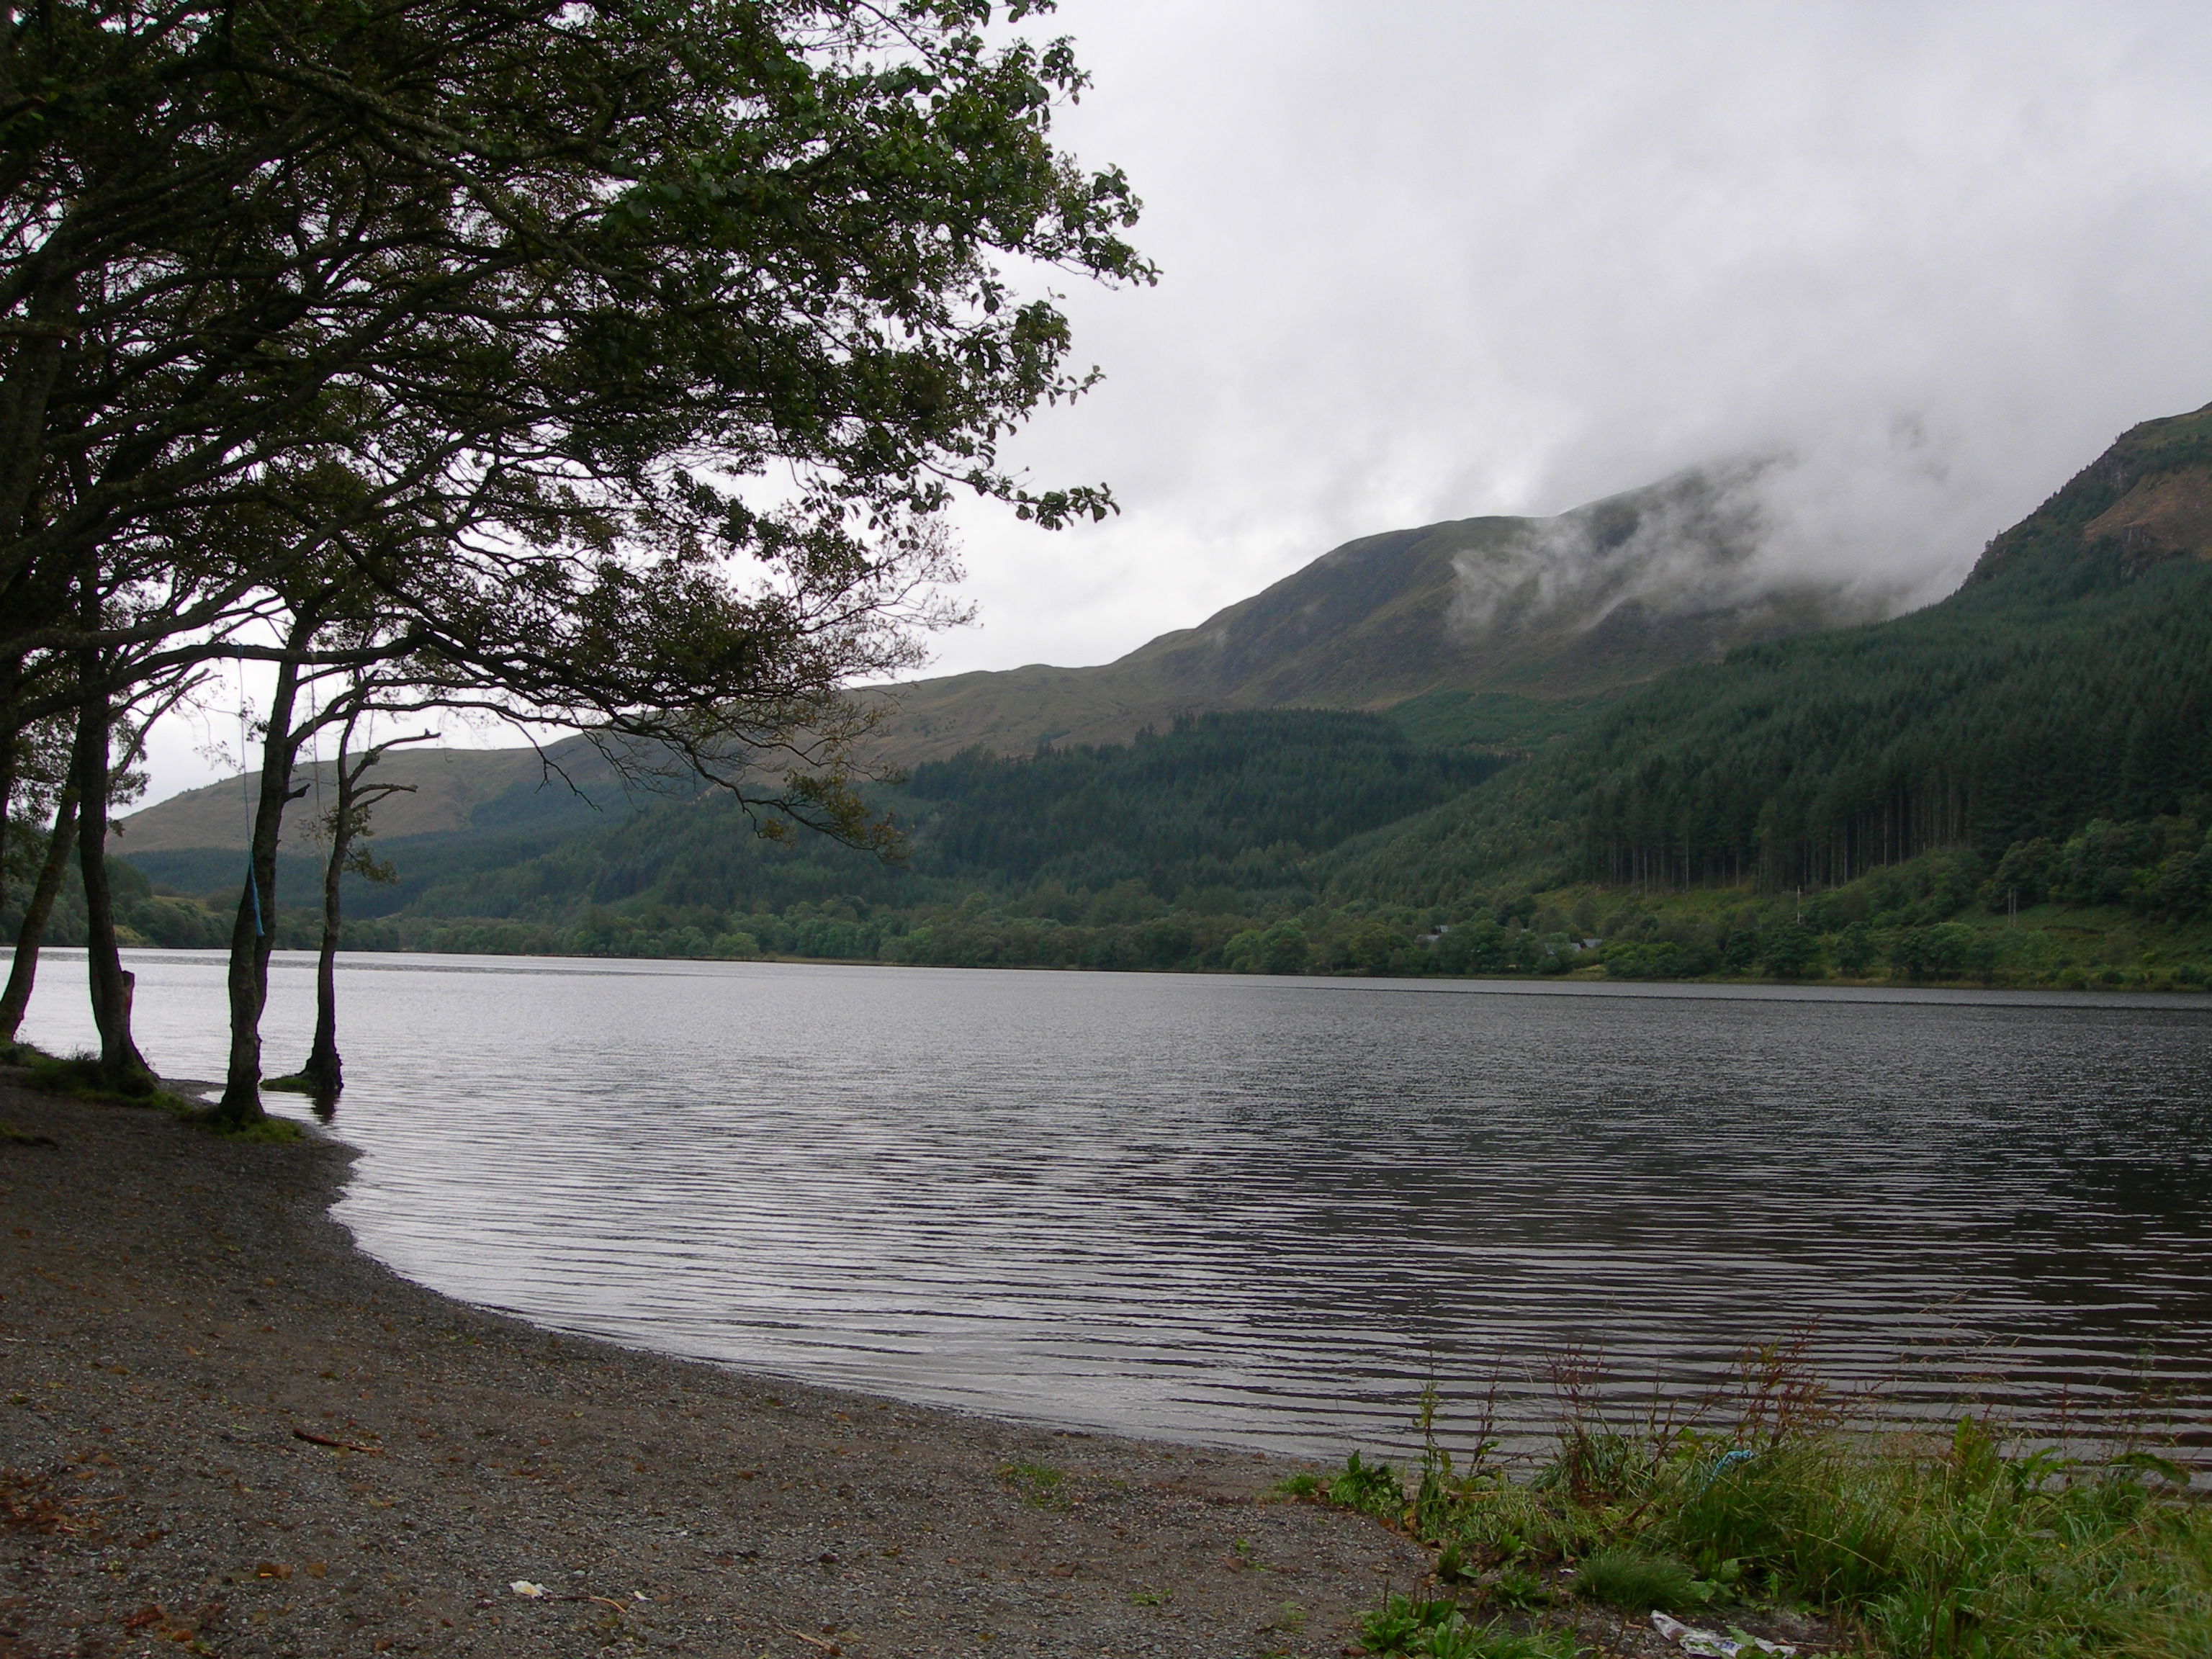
[23,1051,204,1115]
[997,1458,1069,1509]
[13,1046,302,1141]
[1360,1596,1580,1658]
[1573,1547,1705,1612]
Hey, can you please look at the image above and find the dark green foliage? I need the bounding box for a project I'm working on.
[1426,1620,1579,1659]
[1340,1386,2212,1659]
[904,711,1504,894]
[91,412,2212,988]
[5,854,233,950]
[1385,690,1615,752]
[24,1050,156,1103]
[367,709,1493,923]
[1988,817,2212,916]
[116,709,1504,971]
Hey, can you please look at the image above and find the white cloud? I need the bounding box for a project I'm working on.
[137,0,2212,799]
[930,0,2212,673]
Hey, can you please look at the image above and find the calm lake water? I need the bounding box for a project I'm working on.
[18,950,2212,1461]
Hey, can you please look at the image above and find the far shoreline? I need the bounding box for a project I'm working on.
[11,940,2211,1007]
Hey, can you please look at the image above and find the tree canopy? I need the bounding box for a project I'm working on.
[0,0,1150,1111]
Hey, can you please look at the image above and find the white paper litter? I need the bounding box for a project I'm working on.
[1652,1611,1797,1658]
[510,1581,549,1599]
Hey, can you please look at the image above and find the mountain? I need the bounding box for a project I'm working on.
[1330,400,2212,902]
[118,460,1873,865]
[863,464,1888,760]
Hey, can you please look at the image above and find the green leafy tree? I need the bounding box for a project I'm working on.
[4,0,1150,1112]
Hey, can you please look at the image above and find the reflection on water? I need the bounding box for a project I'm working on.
[19,950,2212,1457]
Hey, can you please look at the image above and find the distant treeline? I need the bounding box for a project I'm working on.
[89,799,2212,995]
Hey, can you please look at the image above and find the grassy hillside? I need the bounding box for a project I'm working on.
[95,710,1508,964]
[114,731,643,854]
[856,466,1884,760]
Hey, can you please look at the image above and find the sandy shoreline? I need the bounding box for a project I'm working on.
[0,1076,1429,1658]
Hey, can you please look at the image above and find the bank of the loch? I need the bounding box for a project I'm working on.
[0,1076,1425,1658]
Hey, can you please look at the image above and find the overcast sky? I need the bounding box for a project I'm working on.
[140,0,2212,802]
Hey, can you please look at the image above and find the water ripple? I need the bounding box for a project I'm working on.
[19,950,2212,1459]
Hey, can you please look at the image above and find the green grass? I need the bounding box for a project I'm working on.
[1359,1595,1581,1658]
[997,1458,1070,1509]
[12,1046,303,1141]
[1316,1347,2211,1659]
[22,1050,189,1110]
[1573,1547,1707,1613]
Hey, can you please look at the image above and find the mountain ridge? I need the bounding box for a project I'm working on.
[118,462,1895,855]
[859,465,1889,761]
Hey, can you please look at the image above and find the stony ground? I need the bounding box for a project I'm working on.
[0,1076,1434,1659]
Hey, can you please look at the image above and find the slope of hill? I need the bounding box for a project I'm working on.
[118,732,638,855]
[96,710,1508,957]
[866,465,1889,760]
[1329,400,2212,903]
[115,459,1874,881]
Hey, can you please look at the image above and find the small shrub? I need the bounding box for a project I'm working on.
[1357,1593,1460,1654]
[1574,1547,1707,1613]
[1489,1565,1554,1609]
[1331,1450,1406,1519]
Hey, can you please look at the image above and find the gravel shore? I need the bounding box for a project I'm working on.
[0,1076,1428,1658]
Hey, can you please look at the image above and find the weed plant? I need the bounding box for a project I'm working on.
[997,1459,1069,1509]
[1323,1339,2211,1658]
[1360,1595,1580,1659]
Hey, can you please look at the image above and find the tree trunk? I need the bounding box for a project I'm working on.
[295,710,428,1104]
[301,755,351,1098]
[0,779,81,1044]
[0,719,17,914]
[216,646,307,1125]
[74,685,150,1089]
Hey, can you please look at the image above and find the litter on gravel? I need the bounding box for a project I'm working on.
[1653,1611,1799,1658]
